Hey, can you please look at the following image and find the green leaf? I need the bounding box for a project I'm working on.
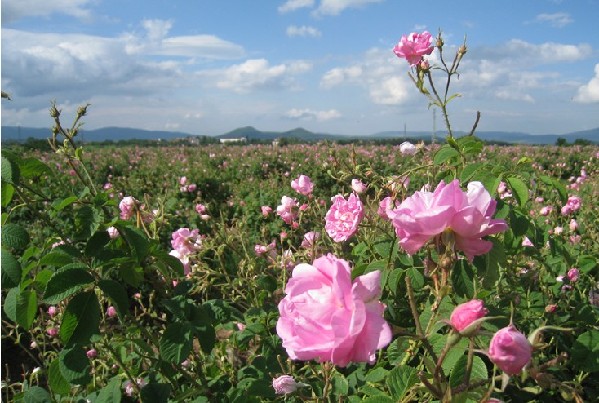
[460,163,483,183]
[120,265,144,287]
[365,367,388,383]
[23,386,51,403]
[60,290,101,345]
[98,279,129,318]
[361,397,395,403]
[472,171,501,197]
[406,267,424,291]
[4,287,19,322]
[84,230,111,258]
[1,155,20,184]
[190,304,216,353]
[39,250,76,268]
[571,330,599,372]
[44,266,94,304]
[1,181,14,207]
[48,358,71,395]
[457,136,483,155]
[451,260,474,298]
[94,376,123,403]
[332,373,349,396]
[140,378,171,403]
[509,209,529,237]
[449,354,489,388]
[434,145,460,165]
[59,344,91,385]
[474,238,505,289]
[16,289,37,329]
[52,196,79,212]
[552,178,568,204]
[116,224,150,263]
[19,157,52,179]
[506,176,529,207]
[1,223,30,250]
[1,247,22,288]
[387,365,418,401]
[160,322,193,364]
[75,205,104,240]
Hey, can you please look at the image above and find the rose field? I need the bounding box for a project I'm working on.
[2,31,599,402]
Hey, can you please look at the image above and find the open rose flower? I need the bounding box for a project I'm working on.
[488,324,532,375]
[276,254,392,367]
[393,31,434,66]
[277,196,299,225]
[325,193,364,242]
[291,175,314,196]
[119,196,137,220]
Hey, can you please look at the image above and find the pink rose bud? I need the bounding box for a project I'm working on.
[47,306,57,317]
[87,348,97,358]
[107,226,119,239]
[272,375,302,395]
[521,237,534,247]
[351,178,367,194]
[106,306,117,318]
[449,299,488,334]
[47,327,58,337]
[569,219,578,232]
[261,205,273,216]
[567,268,579,282]
[488,324,532,375]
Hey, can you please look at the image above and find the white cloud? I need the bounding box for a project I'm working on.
[278,0,315,13]
[284,108,341,121]
[495,89,535,103]
[535,12,573,28]
[477,39,592,64]
[205,59,312,93]
[314,0,384,16]
[142,19,173,43]
[286,25,322,38]
[574,64,599,103]
[320,48,411,105]
[2,0,94,23]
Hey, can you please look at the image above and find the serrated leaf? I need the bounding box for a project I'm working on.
[4,287,19,322]
[39,250,76,268]
[387,365,417,401]
[451,260,474,298]
[19,157,52,179]
[406,267,424,291]
[48,358,71,395]
[1,247,22,288]
[60,290,101,345]
[95,376,122,403]
[1,155,20,184]
[98,279,129,318]
[44,266,94,304]
[116,224,150,263]
[506,176,529,207]
[59,344,91,385]
[460,163,483,183]
[75,205,104,240]
[1,223,30,250]
[16,289,37,329]
[474,238,505,289]
[84,230,111,258]
[1,182,15,207]
[571,330,599,372]
[52,196,79,212]
[23,386,51,403]
[160,322,193,364]
[140,378,171,403]
[449,354,489,388]
[434,145,460,165]
[365,367,388,383]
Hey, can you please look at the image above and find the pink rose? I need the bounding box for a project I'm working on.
[300,231,320,249]
[171,228,202,256]
[291,175,314,196]
[106,306,117,318]
[261,205,273,216]
[276,254,392,367]
[399,141,417,156]
[107,226,119,239]
[351,178,367,194]
[325,193,364,242]
[195,203,207,214]
[567,267,579,282]
[119,196,137,220]
[393,31,434,66]
[488,324,532,375]
[272,375,302,395]
[377,197,398,221]
[449,299,488,334]
[277,196,299,225]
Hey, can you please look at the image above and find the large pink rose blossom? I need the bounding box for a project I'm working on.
[449,299,488,333]
[325,193,364,242]
[390,180,507,261]
[171,228,202,256]
[488,324,532,375]
[276,254,392,367]
[291,175,314,196]
[393,31,435,66]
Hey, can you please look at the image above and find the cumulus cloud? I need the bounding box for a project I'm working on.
[535,12,573,28]
[286,25,322,38]
[313,0,384,16]
[574,64,599,103]
[2,0,94,23]
[204,59,312,93]
[278,0,315,13]
[476,39,592,64]
[320,48,411,105]
[284,108,341,121]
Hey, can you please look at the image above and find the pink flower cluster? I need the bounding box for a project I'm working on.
[276,254,392,367]
[169,228,202,275]
[561,195,582,215]
[179,176,197,193]
[325,193,364,242]
[389,180,508,261]
[393,31,434,66]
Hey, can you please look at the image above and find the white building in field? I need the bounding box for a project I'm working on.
[219,137,247,144]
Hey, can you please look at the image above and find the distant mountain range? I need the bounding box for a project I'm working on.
[2,125,598,145]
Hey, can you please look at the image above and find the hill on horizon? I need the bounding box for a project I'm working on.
[2,125,598,145]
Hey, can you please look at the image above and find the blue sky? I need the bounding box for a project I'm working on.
[2,0,598,136]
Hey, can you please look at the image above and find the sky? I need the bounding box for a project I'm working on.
[1,0,599,137]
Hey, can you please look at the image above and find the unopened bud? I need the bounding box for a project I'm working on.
[436,36,444,48]
[49,105,60,118]
[458,45,467,56]
[77,104,89,117]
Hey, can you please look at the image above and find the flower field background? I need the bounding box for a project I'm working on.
[2,31,599,402]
